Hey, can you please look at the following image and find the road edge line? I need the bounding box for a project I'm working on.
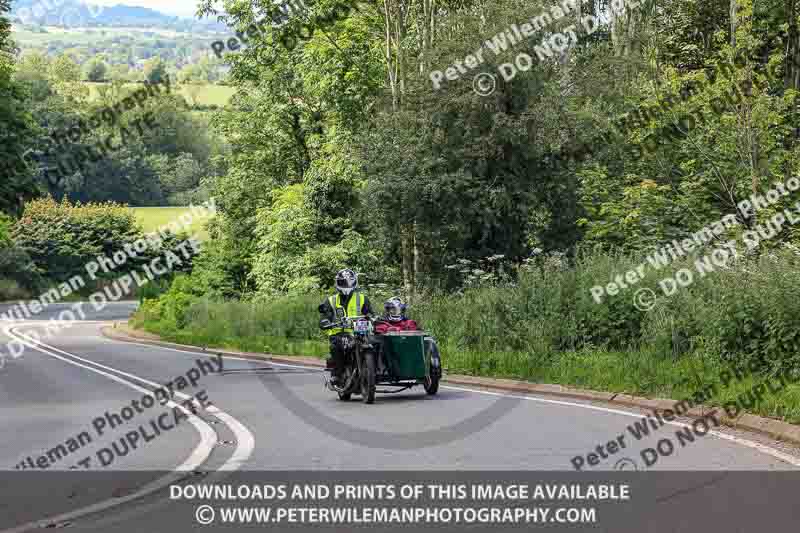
[1,326,217,533]
[103,323,800,451]
[2,322,254,532]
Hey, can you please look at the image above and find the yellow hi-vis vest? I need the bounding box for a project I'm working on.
[326,292,364,336]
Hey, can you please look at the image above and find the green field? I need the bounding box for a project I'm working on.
[175,84,235,107]
[11,25,217,44]
[131,207,213,240]
[82,82,235,107]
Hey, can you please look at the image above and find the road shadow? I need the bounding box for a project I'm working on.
[332,389,472,404]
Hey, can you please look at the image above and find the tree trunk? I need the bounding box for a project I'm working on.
[785,0,800,185]
[401,224,414,300]
[412,221,420,297]
[383,0,399,111]
[785,0,799,91]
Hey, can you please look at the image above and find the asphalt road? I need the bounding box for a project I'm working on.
[1,302,799,532]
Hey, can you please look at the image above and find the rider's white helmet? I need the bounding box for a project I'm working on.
[335,269,358,296]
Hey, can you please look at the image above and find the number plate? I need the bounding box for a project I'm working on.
[354,320,370,333]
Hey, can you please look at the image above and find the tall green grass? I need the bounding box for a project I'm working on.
[132,249,800,423]
[133,289,329,357]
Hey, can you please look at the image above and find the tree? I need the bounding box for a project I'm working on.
[187,0,800,299]
[84,56,108,82]
[143,57,168,83]
[0,0,39,216]
[147,152,206,204]
[108,63,133,82]
[13,52,51,100]
[48,53,81,83]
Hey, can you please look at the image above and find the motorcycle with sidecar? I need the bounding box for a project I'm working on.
[321,314,442,404]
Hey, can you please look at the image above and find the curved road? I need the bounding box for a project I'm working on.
[1,302,798,531]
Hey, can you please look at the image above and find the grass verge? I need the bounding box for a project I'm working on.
[131,313,800,425]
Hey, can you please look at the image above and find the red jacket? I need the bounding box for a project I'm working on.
[375,318,418,334]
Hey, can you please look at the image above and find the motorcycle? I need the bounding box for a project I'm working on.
[322,314,379,403]
[321,313,442,404]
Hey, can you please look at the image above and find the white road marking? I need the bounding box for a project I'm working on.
[1,322,255,533]
[4,323,217,471]
[9,324,255,471]
[103,330,800,468]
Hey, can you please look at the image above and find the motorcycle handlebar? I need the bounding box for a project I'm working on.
[321,315,373,330]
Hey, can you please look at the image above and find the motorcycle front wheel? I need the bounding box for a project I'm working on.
[361,349,376,404]
[337,365,354,401]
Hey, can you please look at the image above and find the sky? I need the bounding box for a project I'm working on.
[89,0,202,18]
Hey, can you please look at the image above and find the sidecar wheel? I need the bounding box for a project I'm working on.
[424,375,439,395]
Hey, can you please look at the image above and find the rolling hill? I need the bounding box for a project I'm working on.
[10,0,226,31]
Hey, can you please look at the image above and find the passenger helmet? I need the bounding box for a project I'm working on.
[335,269,358,296]
[384,297,406,322]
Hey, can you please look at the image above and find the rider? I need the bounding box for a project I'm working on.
[374,297,418,334]
[318,269,374,384]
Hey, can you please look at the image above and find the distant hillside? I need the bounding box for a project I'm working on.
[10,0,226,32]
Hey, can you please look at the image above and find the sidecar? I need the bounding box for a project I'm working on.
[375,331,442,395]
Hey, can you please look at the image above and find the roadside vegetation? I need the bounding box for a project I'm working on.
[1,197,190,300]
[6,0,800,424]
[134,248,800,423]
[129,0,800,424]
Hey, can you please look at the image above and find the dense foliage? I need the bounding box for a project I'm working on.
[11,197,194,289]
[6,50,223,207]
[9,0,800,385]
[163,0,800,299]
[0,0,38,216]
